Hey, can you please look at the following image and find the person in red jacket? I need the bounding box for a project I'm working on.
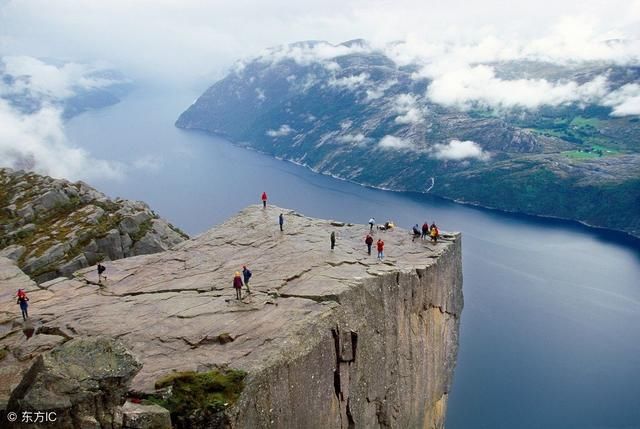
[16,289,29,320]
[376,239,385,260]
[261,192,268,208]
[365,234,373,255]
[233,271,244,300]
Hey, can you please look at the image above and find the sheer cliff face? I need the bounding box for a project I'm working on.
[0,205,462,428]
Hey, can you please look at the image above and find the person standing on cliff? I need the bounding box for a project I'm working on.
[376,238,385,260]
[97,263,106,284]
[261,192,268,209]
[233,271,243,300]
[279,213,284,231]
[330,231,336,250]
[242,265,252,294]
[365,234,373,255]
[16,289,29,320]
[430,222,439,243]
[368,217,375,232]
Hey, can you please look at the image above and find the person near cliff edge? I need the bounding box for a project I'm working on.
[242,265,252,294]
[279,213,284,231]
[97,263,106,284]
[368,217,375,232]
[16,289,29,320]
[330,231,336,250]
[430,222,439,243]
[376,238,385,260]
[261,192,268,209]
[412,224,421,242]
[233,271,244,300]
[365,234,373,255]
[421,222,430,240]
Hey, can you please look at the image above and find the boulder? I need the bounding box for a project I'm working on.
[122,401,171,429]
[0,245,26,262]
[7,337,142,429]
[33,190,70,212]
[95,229,124,261]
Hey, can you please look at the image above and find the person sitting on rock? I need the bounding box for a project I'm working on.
[16,289,29,320]
[242,265,252,294]
[430,223,440,243]
[233,272,244,300]
[412,224,421,241]
[97,263,106,283]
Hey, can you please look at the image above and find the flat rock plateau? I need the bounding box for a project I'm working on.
[0,205,463,428]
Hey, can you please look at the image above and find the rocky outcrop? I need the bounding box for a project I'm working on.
[0,205,463,428]
[0,168,188,283]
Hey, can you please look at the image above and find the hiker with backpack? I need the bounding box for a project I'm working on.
[261,192,268,208]
[365,234,373,255]
[233,271,243,300]
[242,265,252,294]
[16,289,29,320]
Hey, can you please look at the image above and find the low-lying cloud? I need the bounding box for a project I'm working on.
[266,124,295,137]
[378,135,416,150]
[602,83,640,116]
[393,93,425,124]
[431,139,490,161]
[0,99,123,180]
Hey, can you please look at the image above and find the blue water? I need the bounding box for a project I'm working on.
[67,88,640,429]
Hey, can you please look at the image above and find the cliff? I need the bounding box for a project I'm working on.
[0,168,188,283]
[0,205,463,428]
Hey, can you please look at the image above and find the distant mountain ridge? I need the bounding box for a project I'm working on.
[176,40,640,238]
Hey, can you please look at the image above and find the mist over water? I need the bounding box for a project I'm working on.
[67,89,640,429]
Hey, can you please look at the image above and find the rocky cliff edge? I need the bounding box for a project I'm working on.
[0,205,463,428]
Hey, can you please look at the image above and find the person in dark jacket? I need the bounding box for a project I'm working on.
[330,231,336,250]
[279,213,284,231]
[16,289,29,320]
[421,222,429,240]
[261,192,268,208]
[242,265,252,294]
[412,224,421,242]
[97,263,106,283]
[365,234,373,255]
[233,271,243,300]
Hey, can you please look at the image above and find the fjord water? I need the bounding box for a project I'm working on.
[67,88,640,429]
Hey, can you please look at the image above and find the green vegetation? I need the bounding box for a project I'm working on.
[145,369,247,420]
[129,219,153,242]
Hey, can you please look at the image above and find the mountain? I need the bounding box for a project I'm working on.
[176,40,640,238]
[0,168,188,283]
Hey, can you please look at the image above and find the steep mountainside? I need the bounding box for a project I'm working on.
[0,168,188,283]
[177,40,640,237]
[1,205,463,428]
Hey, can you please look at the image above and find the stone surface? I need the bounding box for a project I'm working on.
[122,401,172,429]
[0,168,189,283]
[0,205,463,428]
[7,337,142,429]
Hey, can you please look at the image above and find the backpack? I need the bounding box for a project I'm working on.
[245,269,252,279]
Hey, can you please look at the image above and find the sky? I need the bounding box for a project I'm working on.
[0,0,639,180]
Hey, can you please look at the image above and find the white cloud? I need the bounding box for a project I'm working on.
[602,83,640,116]
[378,135,416,150]
[431,139,490,161]
[365,79,398,101]
[266,124,294,137]
[328,72,370,90]
[255,87,266,101]
[425,65,610,110]
[393,93,425,124]
[0,99,123,181]
[0,56,122,101]
[336,133,367,144]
